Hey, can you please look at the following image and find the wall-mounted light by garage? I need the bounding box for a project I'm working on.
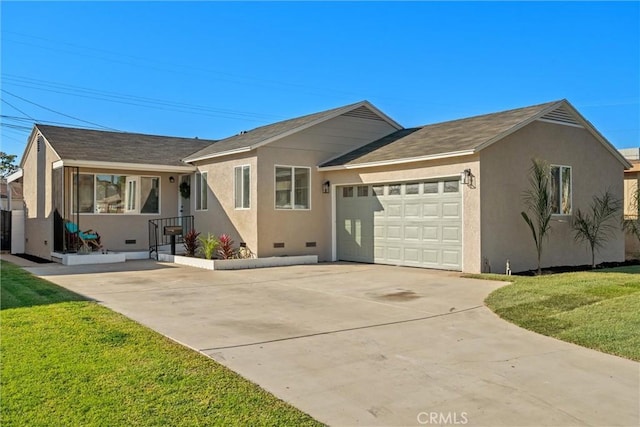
[460,169,472,186]
[169,176,175,183]
[322,180,331,194]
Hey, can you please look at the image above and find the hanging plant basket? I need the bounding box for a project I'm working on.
[179,181,190,199]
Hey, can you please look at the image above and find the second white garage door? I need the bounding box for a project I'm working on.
[336,179,462,270]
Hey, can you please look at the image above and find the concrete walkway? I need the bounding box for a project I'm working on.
[23,260,640,426]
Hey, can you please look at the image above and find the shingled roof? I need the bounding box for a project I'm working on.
[183,100,401,162]
[320,100,563,168]
[35,125,216,167]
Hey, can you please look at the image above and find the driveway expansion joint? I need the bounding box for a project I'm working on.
[199,305,484,352]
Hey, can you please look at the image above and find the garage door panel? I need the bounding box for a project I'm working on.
[404,225,420,240]
[442,202,461,218]
[442,249,461,267]
[404,202,421,218]
[386,225,402,239]
[442,226,461,243]
[423,203,439,218]
[423,226,439,241]
[387,203,402,218]
[337,180,462,271]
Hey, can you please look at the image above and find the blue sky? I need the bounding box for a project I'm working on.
[1,1,639,158]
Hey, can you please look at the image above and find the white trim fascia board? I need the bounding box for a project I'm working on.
[560,100,633,169]
[473,101,564,152]
[6,169,23,183]
[317,150,476,171]
[183,101,403,164]
[57,159,196,173]
[536,118,584,128]
[183,147,252,163]
[52,160,64,170]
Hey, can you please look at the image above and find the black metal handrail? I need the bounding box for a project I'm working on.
[148,215,194,259]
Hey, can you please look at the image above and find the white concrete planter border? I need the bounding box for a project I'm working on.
[52,251,150,265]
[158,253,318,270]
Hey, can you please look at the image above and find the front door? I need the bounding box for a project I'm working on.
[179,175,191,218]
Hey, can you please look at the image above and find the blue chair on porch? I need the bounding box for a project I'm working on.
[64,221,102,252]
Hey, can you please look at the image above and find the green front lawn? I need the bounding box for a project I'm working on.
[479,266,640,361]
[1,261,322,426]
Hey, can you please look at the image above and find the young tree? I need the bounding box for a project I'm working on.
[572,190,622,268]
[521,159,553,275]
[0,152,18,177]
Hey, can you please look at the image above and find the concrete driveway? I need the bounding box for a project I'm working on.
[26,260,639,426]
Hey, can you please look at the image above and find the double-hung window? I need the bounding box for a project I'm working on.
[275,166,310,210]
[550,165,572,215]
[234,165,251,209]
[195,172,208,211]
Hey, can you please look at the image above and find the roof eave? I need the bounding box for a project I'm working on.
[6,169,23,183]
[54,159,196,173]
[183,147,253,163]
[318,149,476,171]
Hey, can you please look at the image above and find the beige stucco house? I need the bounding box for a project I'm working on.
[11,99,631,273]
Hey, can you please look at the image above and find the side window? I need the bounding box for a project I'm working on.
[550,166,571,214]
[195,172,208,211]
[234,165,250,209]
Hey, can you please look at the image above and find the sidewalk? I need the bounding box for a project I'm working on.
[0,253,45,267]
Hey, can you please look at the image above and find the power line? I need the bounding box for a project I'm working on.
[2,74,286,123]
[2,99,36,120]
[1,89,119,131]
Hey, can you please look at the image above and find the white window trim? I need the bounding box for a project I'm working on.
[195,171,208,211]
[274,165,312,211]
[551,164,572,216]
[234,165,251,210]
[72,173,161,215]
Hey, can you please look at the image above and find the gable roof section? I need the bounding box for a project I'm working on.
[320,100,631,169]
[183,100,402,162]
[34,124,215,169]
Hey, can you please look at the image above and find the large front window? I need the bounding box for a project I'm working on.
[275,166,310,210]
[73,173,159,214]
[550,165,572,215]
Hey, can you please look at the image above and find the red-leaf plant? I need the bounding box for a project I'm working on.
[183,229,201,257]
[217,234,236,259]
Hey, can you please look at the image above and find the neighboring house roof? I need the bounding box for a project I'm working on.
[32,124,216,169]
[320,100,632,170]
[183,100,402,162]
[0,178,22,200]
[625,160,640,174]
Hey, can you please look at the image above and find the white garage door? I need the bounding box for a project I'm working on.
[336,180,462,270]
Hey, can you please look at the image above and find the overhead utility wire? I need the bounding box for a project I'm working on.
[2,74,284,123]
[1,89,119,131]
[1,98,37,120]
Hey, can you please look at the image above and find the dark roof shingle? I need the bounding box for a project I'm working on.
[183,101,370,161]
[36,125,216,167]
[321,100,561,167]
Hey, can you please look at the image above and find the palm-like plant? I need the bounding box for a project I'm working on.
[521,159,553,275]
[572,190,621,268]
